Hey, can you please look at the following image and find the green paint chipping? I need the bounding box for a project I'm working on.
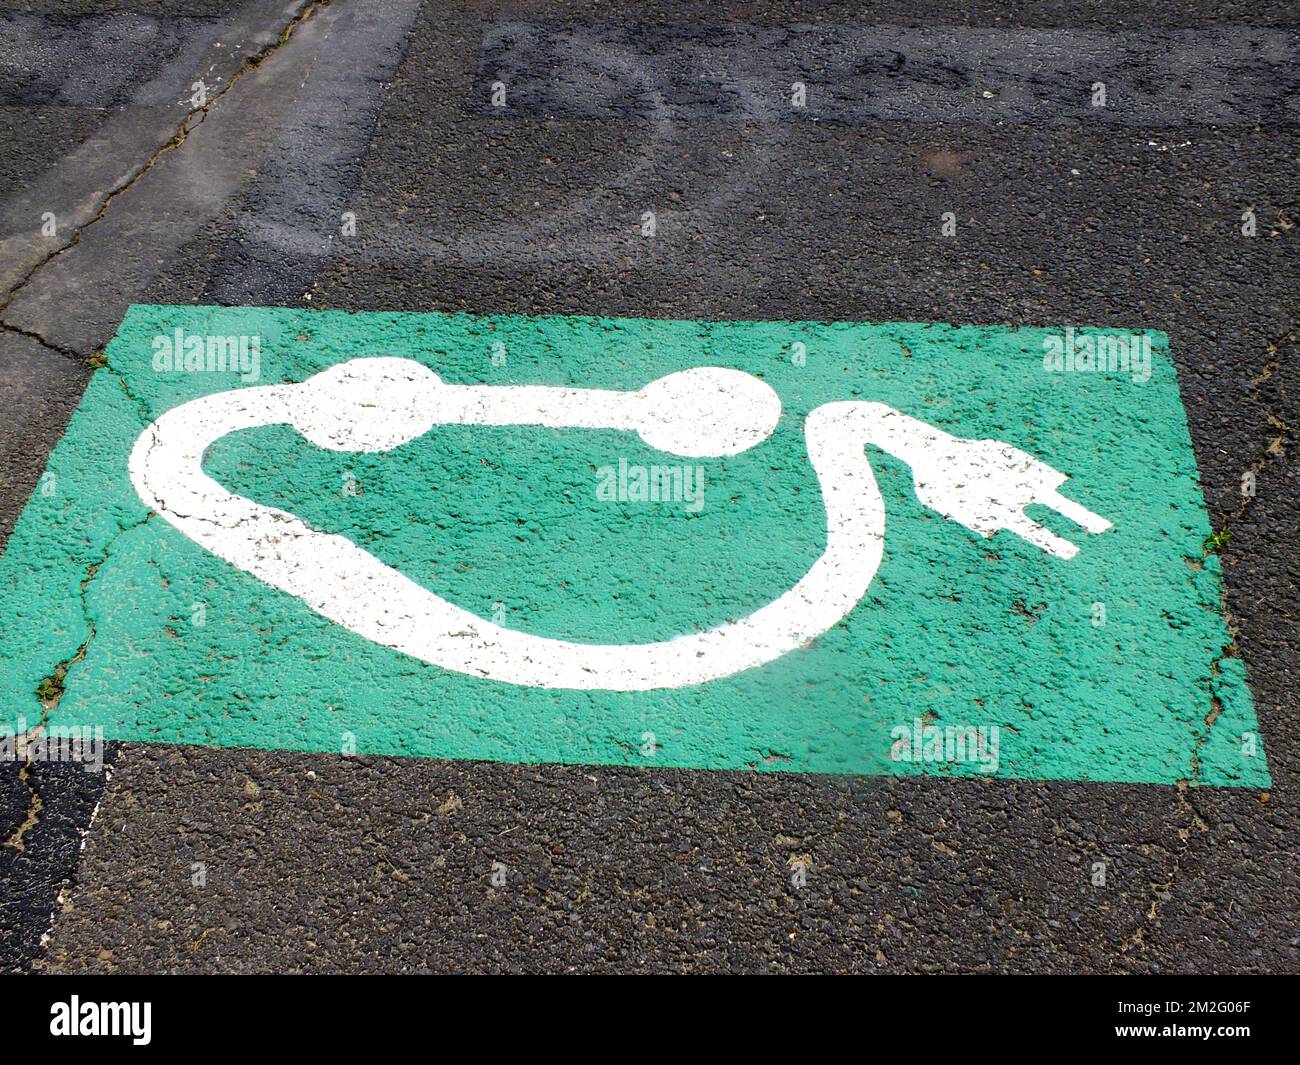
[0,305,1269,786]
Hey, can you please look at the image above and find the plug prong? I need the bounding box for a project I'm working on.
[1042,489,1111,534]
[1005,512,1078,560]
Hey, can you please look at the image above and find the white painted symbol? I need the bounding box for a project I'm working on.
[129,359,1111,690]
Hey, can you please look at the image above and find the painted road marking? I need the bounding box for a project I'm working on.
[130,360,1108,690]
[0,306,1269,784]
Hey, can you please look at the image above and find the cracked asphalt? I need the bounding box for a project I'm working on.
[1,0,1297,973]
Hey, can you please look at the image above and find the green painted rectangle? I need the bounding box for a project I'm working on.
[0,305,1269,785]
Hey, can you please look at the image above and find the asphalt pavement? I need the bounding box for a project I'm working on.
[1,0,1296,973]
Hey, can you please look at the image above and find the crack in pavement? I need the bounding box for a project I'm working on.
[0,0,330,323]
[1218,332,1294,525]
[0,320,86,365]
[1116,780,1212,963]
[1,767,43,853]
[2,512,154,853]
[1115,328,1292,963]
